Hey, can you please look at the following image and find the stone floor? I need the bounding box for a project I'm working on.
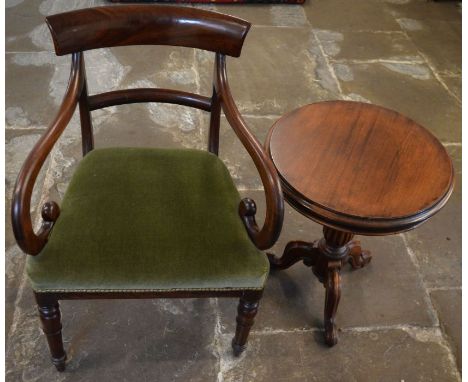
[5,0,461,381]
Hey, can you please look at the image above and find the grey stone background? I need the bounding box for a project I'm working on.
[6,0,461,381]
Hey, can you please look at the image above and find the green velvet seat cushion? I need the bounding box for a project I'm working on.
[27,148,268,292]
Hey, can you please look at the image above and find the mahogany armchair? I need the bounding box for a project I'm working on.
[11,5,284,371]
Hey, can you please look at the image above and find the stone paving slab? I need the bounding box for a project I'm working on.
[6,0,104,53]
[6,52,63,128]
[5,0,461,380]
[6,291,219,382]
[196,4,310,27]
[6,129,51,337]
[401,20,461,76]
[439,75,461,101]
[215,116,276,190]
[304,0,401,32]
[403,145,461,289]
[431,289,461,372]
[110,45,199,92]
[385,0,461,23]
[336,62,461,142]
[92,103,205,151]
[218,191,436,333]
[218,329,459,382]
[198,26,338,116]
[315,29,423,62]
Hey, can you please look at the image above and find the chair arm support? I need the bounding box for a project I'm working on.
[11,52,84,255]
[214,54,284,250]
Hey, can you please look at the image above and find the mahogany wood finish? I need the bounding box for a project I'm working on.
[11,6,284,370]
[267,101,454,235]
[347,240,372,269]
[78,54,94,156]
[11,52,83,256]
[45,5,250,57]
[215,53,284,249]
[88,88,212,112]
[267,101,454,346]
[35,294,67,372]
[232,292,261,356]
[267,240,318,269]
[208,86,221,155]
[268,227,366,346]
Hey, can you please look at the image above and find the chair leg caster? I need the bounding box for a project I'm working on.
[52,354,67,372]
[231,338,246,357]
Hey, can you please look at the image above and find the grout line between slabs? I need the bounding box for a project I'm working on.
[399,233,461,380]
[5,51,51,54]
[247,324,460,380]
[310,29,345,99]
[250,323,440,336]
[399,30,461,105]
[6,125,47,131]
[399,233,440,326]
[427,286,462,292]
[331,58,426,65]
[211,297,225,382]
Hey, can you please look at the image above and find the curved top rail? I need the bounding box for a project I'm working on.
[46,5,251,57]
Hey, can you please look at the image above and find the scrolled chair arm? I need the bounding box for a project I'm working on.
[214,53,284,250]
[11,52,84,255]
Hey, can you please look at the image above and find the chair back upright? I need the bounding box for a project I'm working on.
[45,5,251,155]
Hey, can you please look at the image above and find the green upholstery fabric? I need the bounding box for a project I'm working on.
[27,148,268,292]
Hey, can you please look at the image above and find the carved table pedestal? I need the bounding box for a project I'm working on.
[266,101,454,346]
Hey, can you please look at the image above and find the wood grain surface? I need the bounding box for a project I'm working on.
[267,101,454,233]
[46,5,250,57]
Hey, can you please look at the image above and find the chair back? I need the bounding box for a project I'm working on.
[45,5,251,155]
[12,6,284,256]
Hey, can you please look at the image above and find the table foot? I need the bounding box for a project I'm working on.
[267,241,319,270]
[269,227,371,347]
[347,240,372,269]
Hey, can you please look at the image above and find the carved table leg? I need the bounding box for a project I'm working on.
[268,228,371,347]
[35,293,67,371]
[323,260,341,346]
[346,240,372,269]
[267,240,320,270]
[232,292,261,356]
[314,227,354,347]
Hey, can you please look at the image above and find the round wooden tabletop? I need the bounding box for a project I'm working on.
[267,101,454,235]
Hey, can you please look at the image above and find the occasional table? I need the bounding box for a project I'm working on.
[266,101,454,346]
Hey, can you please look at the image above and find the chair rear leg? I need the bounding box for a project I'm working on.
[35,293,67,371]
[232,291,261,356]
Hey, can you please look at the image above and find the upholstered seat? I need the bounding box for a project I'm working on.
[27,148,269,292]
[14,7,284,369]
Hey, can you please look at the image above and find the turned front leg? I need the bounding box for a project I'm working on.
[35,293,67,371]
[232,292,261,356]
